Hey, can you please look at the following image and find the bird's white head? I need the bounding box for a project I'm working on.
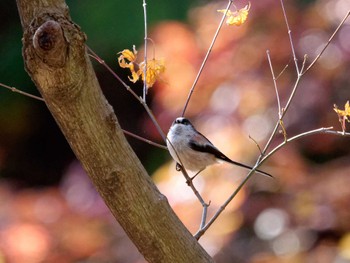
[169,117,196,138]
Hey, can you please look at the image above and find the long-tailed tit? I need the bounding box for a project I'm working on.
[166,117,272,178]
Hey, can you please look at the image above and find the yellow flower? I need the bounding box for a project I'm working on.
[334,101,350,132]
[117,46,165,88]
[139,58,165,88]
[334,101,350,121]
[218,2,251,26]
[117,46,137,68]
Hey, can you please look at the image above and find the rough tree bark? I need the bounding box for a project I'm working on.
[15,0,214,262]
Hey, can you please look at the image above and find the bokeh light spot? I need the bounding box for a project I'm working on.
[254,208,289,240]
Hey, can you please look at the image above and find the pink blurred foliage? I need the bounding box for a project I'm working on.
[0,162,142,263]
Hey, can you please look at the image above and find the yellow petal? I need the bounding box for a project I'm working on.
[118,46,137,63]
[139,59,165,88]
[345,101,350,114]
[218,2,251,26]
[128,70,141,83]
[217,9,234,17]
[118,56,131,69]
[334,101,350,121]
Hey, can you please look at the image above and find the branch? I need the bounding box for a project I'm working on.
[0,80,167,150]
[88,47,169,143]
[303,10,350,74]
[195,126,347,240]
[142,0,148,101]
[0,82,44,101]
[122,129,167,150]
[181,0,234,117]
[266,50,282,118]
[280,0,299,74]
[261,127,335,163]
[261,5,348,154]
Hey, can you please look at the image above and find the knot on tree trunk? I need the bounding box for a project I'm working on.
[22,13,87,101]
[33,20,66,67]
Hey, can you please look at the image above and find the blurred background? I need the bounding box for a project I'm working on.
[0,0,350,262]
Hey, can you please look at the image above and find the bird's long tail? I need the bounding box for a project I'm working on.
[226,159,273,178]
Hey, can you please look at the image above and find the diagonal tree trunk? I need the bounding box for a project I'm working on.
[15,0,213,262]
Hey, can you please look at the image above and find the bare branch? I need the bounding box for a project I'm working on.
[142,0,148,101]
[88,47,168,143]
[1,79,168,150]
[249,134,263,156]
[262,10,349,154]
[176,164,211,235]
[181,0,234,117]
[195,164,257,240]
[302,10,350,75]
[123,129,167,150]
[166,139,211,230]
[196,126,346,240]
[280,0,300,75]
[266,50,282,118]
[0,82,44,102]
[261,127,335,163]
[275,60,290,80]
[87,47,141,102]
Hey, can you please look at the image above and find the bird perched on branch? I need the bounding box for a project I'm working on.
[166,117,272,178]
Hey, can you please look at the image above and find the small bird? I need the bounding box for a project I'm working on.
[166,117,272,178]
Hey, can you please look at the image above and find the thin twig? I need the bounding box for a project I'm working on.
[195,126,344,240]
[199,200,210,230]
[0,83,44,102]
[302,10,350,75]
[324,129,350,137]
[1,79,168,150]
[248,135,263,156]
[266,50,282,118]
[262,0,314,153]
[177,164,210,234]
[142,100,167,142]
[261,127,334,163]
[142,0,148,102]
[87,48,141,102]
[280,0,299,75]
[262,74,302,153]
[275,60,290,80]
[261,7,347,153]
[166,138,211,228]
[195,165,256,240]
[181,0,234,117]
[88,46,167,140]
[123,129,167,150]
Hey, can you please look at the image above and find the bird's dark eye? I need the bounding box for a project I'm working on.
[175,117,190,125]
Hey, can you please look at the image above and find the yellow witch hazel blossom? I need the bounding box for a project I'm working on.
[334,101,350,132]
[139,59,165,88]
[117,45,165,88]
[117,46,139,83]
[217,2,251,26]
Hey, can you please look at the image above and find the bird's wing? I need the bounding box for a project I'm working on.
[189,137,273,178]
[188,136,231,162]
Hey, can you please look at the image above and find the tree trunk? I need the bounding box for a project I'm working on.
[15,0,213,262]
